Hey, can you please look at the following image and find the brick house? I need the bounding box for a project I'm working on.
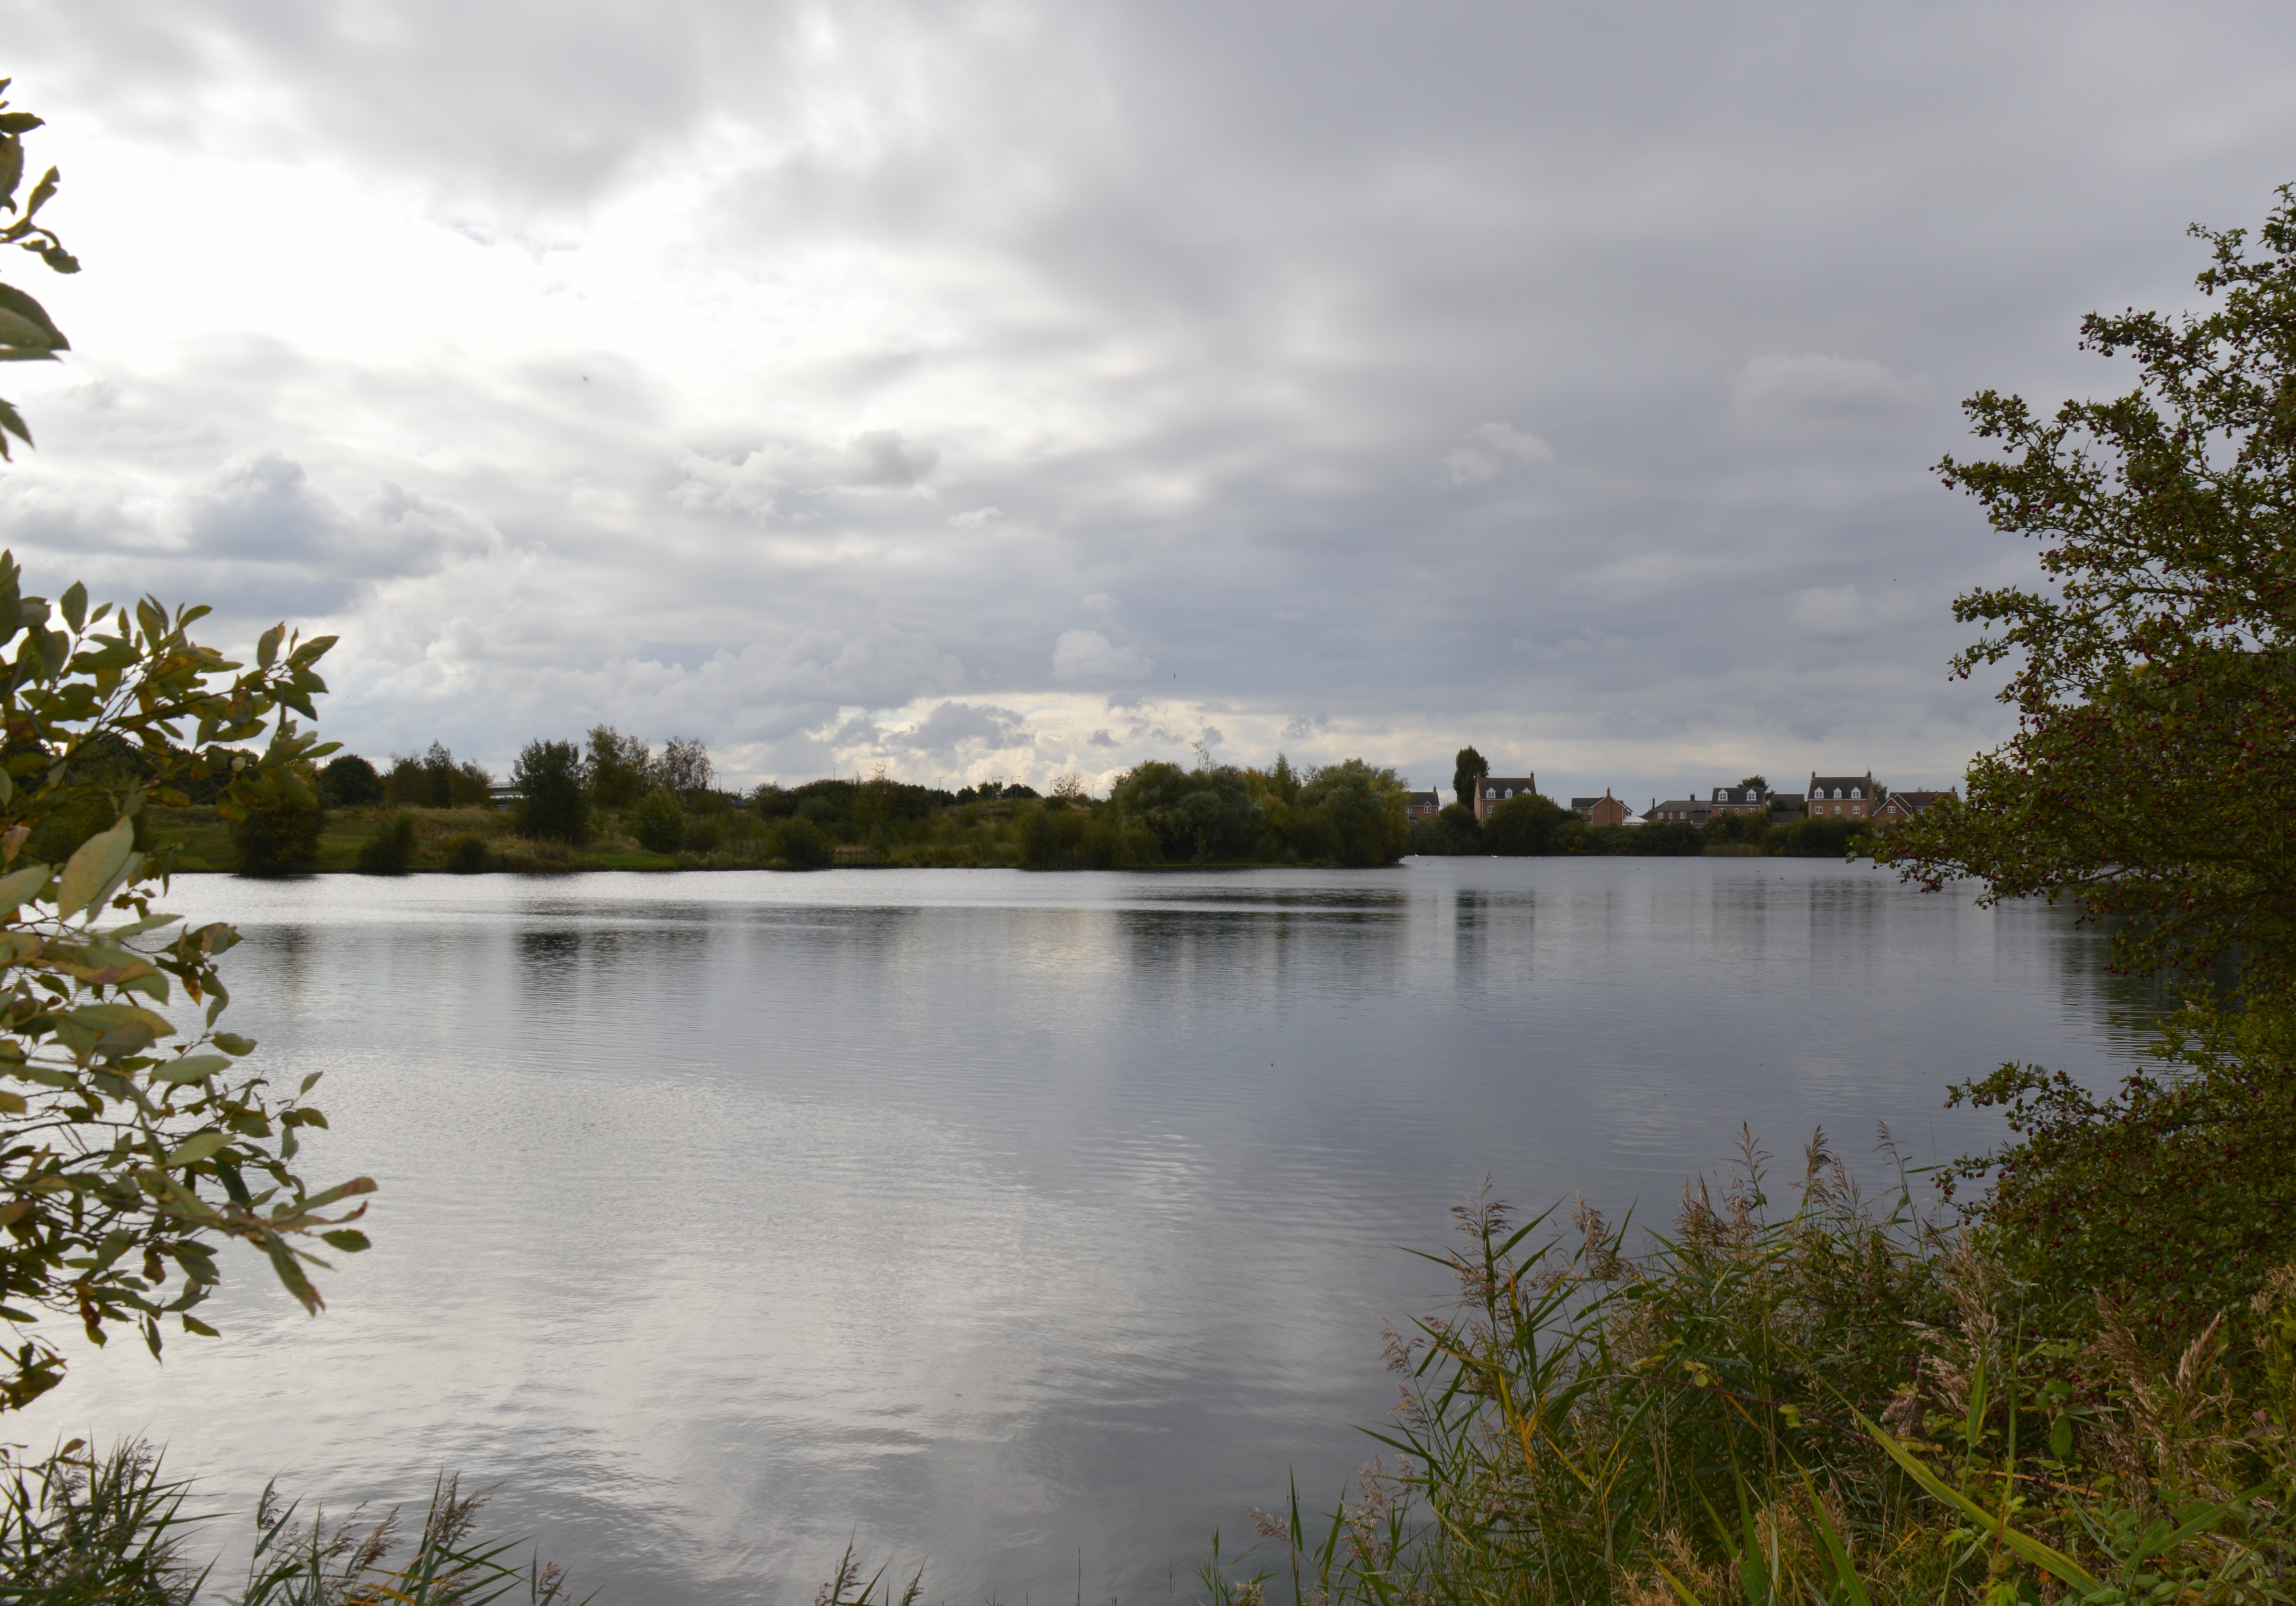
[1569,789,1633,827]
[1707,782,1773,817]
[1404,787,1443,821]
[1641,796,1711,824]
[1471,775,1539,823]
[1873,787,1954,826]
[1807,771,1877,821]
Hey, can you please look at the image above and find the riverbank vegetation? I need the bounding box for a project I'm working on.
[146,734,1425,874]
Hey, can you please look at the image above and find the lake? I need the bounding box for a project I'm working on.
[20,857,2153,1604]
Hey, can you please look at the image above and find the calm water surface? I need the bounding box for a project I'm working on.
[20,859,2153,1604]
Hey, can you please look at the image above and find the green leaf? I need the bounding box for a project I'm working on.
[58,580,84,632]
[256,624,280,669]
[320,1229,370,1252]
[180,1315,219,1337]
[55,815,132,917]
[1859,1412,2100,1592]
[162,1130,228,1169]
[0,861,48,912]
[213,1032,256,1056]
[153,1053,229,1085]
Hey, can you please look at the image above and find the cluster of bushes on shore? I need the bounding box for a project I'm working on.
[208,731,1425,875]
[1411,792,1876,858]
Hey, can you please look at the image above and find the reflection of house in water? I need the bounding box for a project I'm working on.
[1471,775,1538,822]
[1569,789,1632,827]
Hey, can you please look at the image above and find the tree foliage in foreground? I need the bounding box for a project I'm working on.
[0,550,372,1413]
[1881,185,2296,1330]
[1882,186,2296,999]
[0,79,78,460]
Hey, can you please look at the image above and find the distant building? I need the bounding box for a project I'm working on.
[1404,787,1443,821]
[1807,770,1877,822]
[1642,796,1711,825]
[1570,789,1633,827]
[1707,782,1773,817]
[1874,787,1955,827]
[1767,792,1806,825]
[1471,775,1538,823]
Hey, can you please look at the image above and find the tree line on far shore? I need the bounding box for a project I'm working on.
[222,728,1426,874]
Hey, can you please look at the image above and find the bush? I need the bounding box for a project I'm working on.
[1296,758,1411,865]
[443,832,490,873]
[230,796,326,876]
[1109,760,1261,861]
[682,814,724,853]
[318,753,383,807]
[354,812,417,875]
[631,787,684,853]
[1484,791,1570,854]
[1016,802,1146,868]
[772,816,834,870]
[511,739,589,843]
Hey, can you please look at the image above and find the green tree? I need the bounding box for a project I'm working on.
[1881,185,2296,1333]
[1484,791,1569,855]
[445,759,490,808]
[382,753,430,807]
[1451,746,1488,807]
[650,735,712,798]
[1884,185,2296,1000]
[317,753,382,807]
[229,795,326,876]
[1109,760,1262,861]
[0,80,78,460]
[630,786,684,853]
[583,724,649,810]
[355,813,417,875]
[771,816,833,870]
[510,740,588,844]
[1297,758,1411,866]
[0,552,371,1411]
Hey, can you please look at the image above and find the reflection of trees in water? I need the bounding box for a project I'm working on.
[2047,899,2240,1055]
[1119,897,1410,1000]
[245,925,315,1010]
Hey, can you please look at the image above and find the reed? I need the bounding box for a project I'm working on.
[1210,1130,2296,1606]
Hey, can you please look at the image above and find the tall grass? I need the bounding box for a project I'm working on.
[0,1444,581,1604]
[1213,1130,2296,1606]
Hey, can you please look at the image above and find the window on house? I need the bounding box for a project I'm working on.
[1851,787,1862,799]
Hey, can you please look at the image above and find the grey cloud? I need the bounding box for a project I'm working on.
[1733,355,1922,426]
[892,700,1032,760]
[6,0,2293,803]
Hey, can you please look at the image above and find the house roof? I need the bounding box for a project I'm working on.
[1878,789,1951,813]
[1641,798,1711,819]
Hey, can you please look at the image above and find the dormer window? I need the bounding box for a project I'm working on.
[1850,787,1862,799]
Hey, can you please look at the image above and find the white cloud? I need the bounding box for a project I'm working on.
[948,505,1001,528]
[1051,628,1154,682]
[671,431,941,521]
[1441,421,1555,486]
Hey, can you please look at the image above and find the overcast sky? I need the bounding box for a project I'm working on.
[3,1,2292,802]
